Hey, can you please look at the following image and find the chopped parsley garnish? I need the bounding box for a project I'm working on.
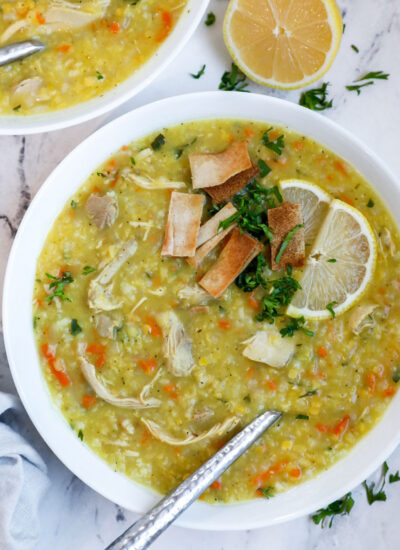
[82,265,96,275]
[243,394,251,403]
[13,105,21,111]
[78,429,84,441]
[367,199,374,208]
[346,71,389,95]
[45,271,74,302]
[326,301,338,318]
[280,316,314,338]
[174,137,197,159]
[256,271,301,323]
[351,44,359,53]
[389,471,400,483]
[275,224,304,264]
[71,319,82,336]
[300,389,317,398]
[312,492,354,528]
[262,127,285,155]
[151,133,166,151]
[96,71,104,80]
[130,157,136,165]
[257,159,271,178]
[363,462,389,504]
[97,172,106,178]
[205,12,215,26]
[296,414,309,420]
[327,258,337,263]
[219,63,249,92]
[236,253,268,292]
[257,486,274,499]
[70,200,77,209]
[219,182,282,241]
[299,83,333,111]
[392,368,400,383]
[191,64,206,79]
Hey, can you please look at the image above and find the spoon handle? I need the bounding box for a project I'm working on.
[0,39,45,67]
[106,410,281,550]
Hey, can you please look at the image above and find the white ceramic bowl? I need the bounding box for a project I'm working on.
[0,0,209,135]
[3,92,400,530]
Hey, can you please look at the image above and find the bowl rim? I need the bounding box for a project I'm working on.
[0,0,209,135]
[3,91,400,531]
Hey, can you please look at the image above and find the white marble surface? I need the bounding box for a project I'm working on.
[1,0,400,548]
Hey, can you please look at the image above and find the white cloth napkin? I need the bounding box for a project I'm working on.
[0,392,49,550]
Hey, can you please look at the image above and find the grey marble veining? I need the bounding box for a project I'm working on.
[1,0,400,548]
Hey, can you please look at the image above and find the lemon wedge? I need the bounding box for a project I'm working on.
[286,199,377,320]
[223,0,343,89]
[280,179,331,249]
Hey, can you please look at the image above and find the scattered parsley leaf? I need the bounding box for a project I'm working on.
[45,271,74,302]
[82,266,96,275]
[389,471,400,483]
[256,272,301,323]
[312,492,354,528]
[351,44,359,53]
[257,159,271,178]
[130,157,136,165]
[327,258,337,263]
[296,414,309,420]
[275,224,304,264]
[151,134,165,151]
[70,200,77,209]
[367,199,374,208]
[280,316,314,338]
[78,429,84,441]
[363,462,389,505]
[243,395,251,403]
[346,81,374,95]
[96,71,104,80]
[174,137,197,159]
[262,127,285,155]
[13,105,21,111]
[191,64,206,79]
[97,172,106,177]
[300,389,317,398]
[71,319,82,336]
[219,63,249,92]
[299,83,333,111]
[326,301,338,318]
[205,12,215,26]
[358,71,390,81]
[257,486,274,499]
[392,368,400,383]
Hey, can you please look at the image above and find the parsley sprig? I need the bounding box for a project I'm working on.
[280,316,314,338]
[45,271,74,302]
[191,64,206,79]
[299,82,333,111]
[219,63,249,92]
[262,127,285,155]
[364,461,389,504]
[257,486,274,499]
[346,70,389,95]
[312,492,354,528]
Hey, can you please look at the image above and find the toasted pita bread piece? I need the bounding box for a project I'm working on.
[197,202,237,247]
[204,163,260,204]
[162,192,205,257]
[199,228,263,298]
[268,202,305,271]
[189,142,252,189]
[187,223,236,267]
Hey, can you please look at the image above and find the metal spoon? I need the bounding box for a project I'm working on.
[0,39,45,67]
[106,409,282,550]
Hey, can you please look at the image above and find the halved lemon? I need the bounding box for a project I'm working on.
[223,0,343,89]
[280,179,331,248]
[286,199,377,320]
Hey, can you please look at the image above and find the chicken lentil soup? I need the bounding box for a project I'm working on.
[0,0,187,114]
[33,119,400,503]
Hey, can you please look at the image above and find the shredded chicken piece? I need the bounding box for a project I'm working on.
[11,77,43,109]
[94,313,115,339]
[157,311,194,376]
[141,416,239,446]
[85,192,118,229]
[242,328,295,368]
[177,285,210,305]
[381,227,396,256]
[88,240,137,311]
[79,356,160,408]
[130,221,160,241]
[129,173,186,190]
[348,304,379,335]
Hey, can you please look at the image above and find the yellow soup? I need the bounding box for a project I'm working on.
[0,0,187,114]
[33,119,400,503]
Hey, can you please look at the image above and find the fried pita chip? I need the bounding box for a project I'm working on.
[189,142,252,189]
[204,163,260,204]
[187,223,236,267]
[199,228,263,298]
[268,202,305,271]
[197,202,237,247]
[161,192,204,257]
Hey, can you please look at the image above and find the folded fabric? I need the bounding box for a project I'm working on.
[0,392,49,550]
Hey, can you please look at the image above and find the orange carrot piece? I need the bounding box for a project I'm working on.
[317,346,328,358]
[164,384,178,399]
[366,372,376,394]
[41,343,71,387]
[335,161,349,176]
[82,394,97,409]
[248,292,260,311]
[86,343,106,354]
[316,423,329,433]
[145,315,162,337]
[110,175,119,188]
[36,12,45,24]
[251,460,288,487]
[289,468,301,478]
[139,358,157,374]
[244,128,253,137]
[333,415,350,437]
[109,21,120,34]
[156,9,172,42]
[218,320,231,330]
[339,194,355,206]
[293,141,303,151]
[56,44,71,53]
[383,387,395,397]
[210,480,222,489]
[267,380,277,391]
